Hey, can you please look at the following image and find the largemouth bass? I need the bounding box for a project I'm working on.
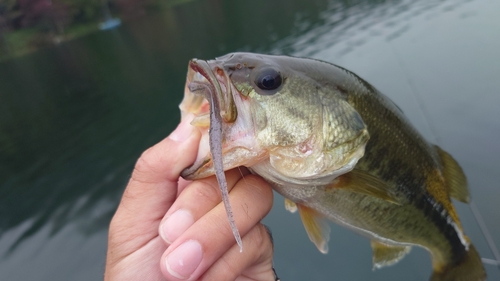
[179,53,486,281]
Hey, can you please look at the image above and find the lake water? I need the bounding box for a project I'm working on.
[1,0,499,280]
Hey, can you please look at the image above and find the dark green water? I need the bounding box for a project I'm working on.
[1,0,499,280]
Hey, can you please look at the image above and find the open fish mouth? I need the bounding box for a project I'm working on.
[179,59,235,179]
[179,58,264,180]
[182,59,237,124]
[179,58,255,252]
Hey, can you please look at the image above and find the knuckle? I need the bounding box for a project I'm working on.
[254,224,274,261]
[133,149,156,174]
[245,224,270,253]
[130,147,166,184]
[255,224,271,248]
[239,224,274,264]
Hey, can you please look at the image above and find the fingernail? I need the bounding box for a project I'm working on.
[169,115,195,142]
[166,240,203,279]
[161,209,194,244]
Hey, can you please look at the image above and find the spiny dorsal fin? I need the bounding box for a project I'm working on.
[370,240,412,269]
[297,204,330,254]
[330,169,402,205]
[435,146,470,203]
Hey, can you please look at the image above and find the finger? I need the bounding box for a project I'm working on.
[109,116,200,254]
[177,178,192,195]
[160,174,274,280]
[203,223,275,281]
[159,167,251,244]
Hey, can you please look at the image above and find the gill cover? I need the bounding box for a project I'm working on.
[221,53,370,180]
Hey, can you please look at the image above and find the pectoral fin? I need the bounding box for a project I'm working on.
[297,204,330,254]
[330,169,401,204]
[284,198,298,213]
[435,146,470,203]
[371,240,411,269]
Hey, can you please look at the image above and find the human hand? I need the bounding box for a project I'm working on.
[104,116,276,281]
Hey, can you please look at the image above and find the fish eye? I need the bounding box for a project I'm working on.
[255,68,282,93]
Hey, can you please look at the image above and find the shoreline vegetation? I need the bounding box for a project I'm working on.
[0,0,192,62]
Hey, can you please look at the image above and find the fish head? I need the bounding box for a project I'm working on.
[180,53,369,184]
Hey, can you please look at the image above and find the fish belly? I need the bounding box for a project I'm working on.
[274,182,451,255]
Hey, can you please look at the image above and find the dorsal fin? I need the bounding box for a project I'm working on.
[435,146,470,203]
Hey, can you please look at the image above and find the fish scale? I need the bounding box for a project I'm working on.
[179,52,486,281]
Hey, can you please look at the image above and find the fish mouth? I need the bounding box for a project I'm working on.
[179,59,235,125]
[187,59,237,123]
[179,59,264,180]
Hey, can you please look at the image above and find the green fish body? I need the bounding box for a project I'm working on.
[180,53,486,281]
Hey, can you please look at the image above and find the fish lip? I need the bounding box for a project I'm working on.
[188,59,237,123]
[181,157,209,179]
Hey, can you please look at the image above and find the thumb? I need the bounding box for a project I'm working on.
[110,115,201,246]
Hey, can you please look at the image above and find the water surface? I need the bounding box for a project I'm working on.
[1,0,499,280]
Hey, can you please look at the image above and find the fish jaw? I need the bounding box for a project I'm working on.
[180,59,268,180]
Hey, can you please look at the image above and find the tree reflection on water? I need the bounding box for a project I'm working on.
[1,0,498,280]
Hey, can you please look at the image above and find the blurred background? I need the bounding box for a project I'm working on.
[0,0,499,280]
